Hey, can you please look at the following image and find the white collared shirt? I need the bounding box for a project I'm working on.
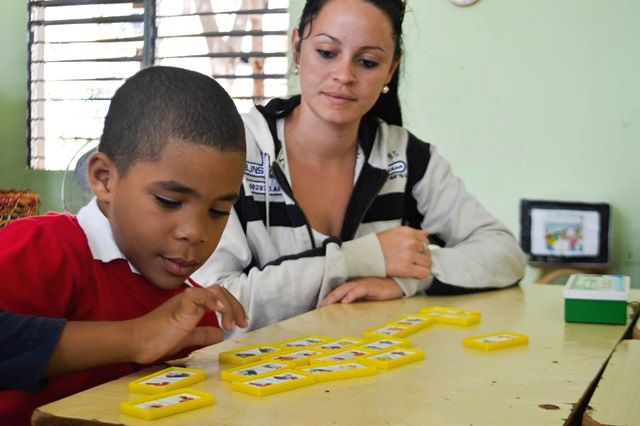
[76,197,140,274]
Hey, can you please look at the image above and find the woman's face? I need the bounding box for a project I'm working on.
[294,0,399,127]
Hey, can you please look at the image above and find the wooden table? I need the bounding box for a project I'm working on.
[582,339,640,426]
[34,285,640,426]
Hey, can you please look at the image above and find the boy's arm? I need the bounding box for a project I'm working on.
[1,287,246,391]
[45,286,247,377]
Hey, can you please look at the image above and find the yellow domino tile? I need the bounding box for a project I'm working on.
[231,370,316,397]
[363,323,413,339]
[128,367,205,394]
[263,347,329,366]
[221,360,294,382]
[297,359,377,382]
[120,388,214,420]
[432,313,480,326]
[308,348,376,365]
[357,337,412,352]
[387,314,436,330]
[275,334,334,349]
[218,344,285,365]
[421,305,481,318]
[310,336,369,352]
[463,331,529,351]
[365,347,425,370]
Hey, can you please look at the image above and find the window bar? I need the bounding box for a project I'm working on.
[155,52,286,59]
[155,30,287,39]
[142,0,155,67]
[28,3,46,169]
[31,74,286,83]
[155,8,287,18]
[31,0,136,7]
[250,0,266,99]
[32,36,145,45]
[31,15,144,26]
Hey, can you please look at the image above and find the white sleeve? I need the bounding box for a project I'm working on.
[191,211,385,335]
[410,146,526,291]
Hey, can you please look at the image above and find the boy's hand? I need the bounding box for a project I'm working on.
[319,277,404,307]
[376,227,432,279]
[204,285,248,331]
[129,286,247,364]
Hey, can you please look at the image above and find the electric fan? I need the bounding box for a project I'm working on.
[60,142,98,213]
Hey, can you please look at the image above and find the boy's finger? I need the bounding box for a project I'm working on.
[204,287,234,329]
[183,326,223,348]
[214,286,248,328]
[178,288,212,317]
[205,286,239,331]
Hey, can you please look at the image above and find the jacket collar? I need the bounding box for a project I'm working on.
[257,96,380,161]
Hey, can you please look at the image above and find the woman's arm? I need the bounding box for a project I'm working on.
[407,144,526,291]
[192,210,429,333]
[322,140,526,304]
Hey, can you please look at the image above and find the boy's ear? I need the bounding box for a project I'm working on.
[87,152,118,203]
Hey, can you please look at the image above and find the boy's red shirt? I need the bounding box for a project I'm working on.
[0,213,219,425]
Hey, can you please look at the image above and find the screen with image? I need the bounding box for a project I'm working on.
[520,200,611,268]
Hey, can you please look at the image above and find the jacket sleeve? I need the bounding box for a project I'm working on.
[191,211,386,335]
[396,145,526,295]
[0,312,66,392]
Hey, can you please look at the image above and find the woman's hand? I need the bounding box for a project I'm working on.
[376,226,432,279]
[320,277,404,306]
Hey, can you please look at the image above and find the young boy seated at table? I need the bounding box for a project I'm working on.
[0,66,247,425]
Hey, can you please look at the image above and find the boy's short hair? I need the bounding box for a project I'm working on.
[99,66,245,176]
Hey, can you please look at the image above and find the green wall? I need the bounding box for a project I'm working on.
[396,0,640,285]
[3,0,639,285]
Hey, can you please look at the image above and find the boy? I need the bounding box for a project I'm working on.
[0,66,247,424]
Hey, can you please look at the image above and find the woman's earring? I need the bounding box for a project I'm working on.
[381,85,390,94]
[293,64,299,75]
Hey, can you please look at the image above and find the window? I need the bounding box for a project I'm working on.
[28,0,289,170]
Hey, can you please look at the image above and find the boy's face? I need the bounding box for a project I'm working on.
[90,139,244,290]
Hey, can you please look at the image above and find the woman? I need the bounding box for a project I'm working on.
[193,0,525,334]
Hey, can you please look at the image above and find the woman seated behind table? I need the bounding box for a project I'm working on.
[192,0,526,335]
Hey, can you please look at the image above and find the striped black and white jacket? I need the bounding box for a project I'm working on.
[193,96,525,335]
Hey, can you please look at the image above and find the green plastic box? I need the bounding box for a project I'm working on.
[563,275,630,325]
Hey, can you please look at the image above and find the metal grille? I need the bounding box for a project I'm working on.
[28,0,289,170]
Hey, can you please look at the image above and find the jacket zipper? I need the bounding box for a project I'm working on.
[271,162,318,250]
[345,169,388,240]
